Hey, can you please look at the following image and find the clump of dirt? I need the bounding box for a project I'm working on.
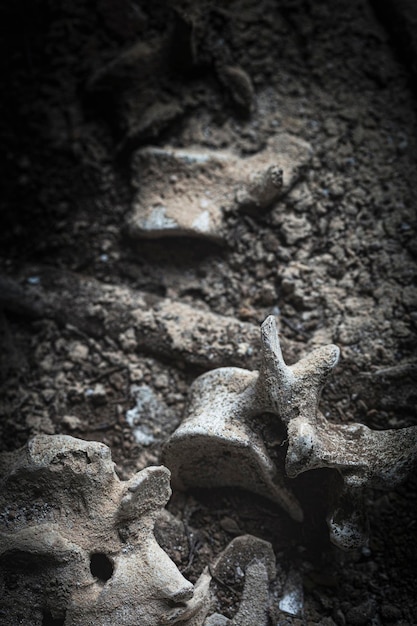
[1,0,417,623]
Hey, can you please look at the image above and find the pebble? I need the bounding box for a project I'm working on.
[204,615,230,626]
[85,383,107,406]
[279,569,304,617]
[219,516,242,535]
[345,600,375,625]
[333,608,346,625]
[125,384,175,445]
[68,342,89,362]
[280,214,312,246]
[62,415,83,431]
[380,603,402,622]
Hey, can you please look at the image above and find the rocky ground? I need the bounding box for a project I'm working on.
[0,0,417,624]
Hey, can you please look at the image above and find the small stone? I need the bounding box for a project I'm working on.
[380,603,402,622]
[126,384,175,445]
[333,608,346,625]
[323,118,339,136]
[68,341,89,362]
[237,342,253,357]
[205,614,230,626]
[27,276,40,285]
[279,569,304,617]
[286,181,314,212]
[41,389,55,403]
[25,414,55,435]
[128,366,144,383]
[85,383,107,406]
[219,516,242,535]
[154,373,169,390]
[40,356,54,372]
[346,600,375,625]
[118,327,137,352]
[62,415,83,431]
[219,64,255,112]
[280,214,312,246]
[257,284,277,306]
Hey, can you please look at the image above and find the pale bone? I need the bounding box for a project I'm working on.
[127,134,311,241]
[205,535,275,626]
[0,435,210,626]
[163,316,417,549]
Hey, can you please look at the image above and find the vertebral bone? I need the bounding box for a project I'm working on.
[163,316,417,549]
[127,134,311,241]
[0,435,210,625]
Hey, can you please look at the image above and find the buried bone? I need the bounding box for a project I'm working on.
[0,436,280,625]
[127,134,311,241]
[163,316,417,549]
[0,435,210,626]
[204,535,275,626]
[6,267,262,370]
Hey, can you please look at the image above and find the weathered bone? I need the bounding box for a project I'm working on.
[163,316,417,549]
[0,436,282,624]
[0,435,210,626]
[127,136,311,241]
[3,268,261,370]
[205,535,276,626]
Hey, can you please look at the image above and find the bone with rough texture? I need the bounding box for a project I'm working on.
[127,134,312,241]
[2,268,261,370]
[205,535,276,626]
[0,435,210,625]
[163,316,417,549]
[0,436,280,625]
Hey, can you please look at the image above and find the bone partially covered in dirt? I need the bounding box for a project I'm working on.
[4,268,261,370]
[127,133,312,241]
[205,535,276,626]
[163,316,417,549]
[0,435,211,626]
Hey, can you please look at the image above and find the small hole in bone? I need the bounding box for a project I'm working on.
[90,552,114,581]
[42,610,65,626]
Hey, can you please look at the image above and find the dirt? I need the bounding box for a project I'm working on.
[0,0,417,624]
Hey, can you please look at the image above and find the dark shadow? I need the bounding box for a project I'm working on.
[90,552,114,582]
[122,233,226,266]
[42,611,65,626]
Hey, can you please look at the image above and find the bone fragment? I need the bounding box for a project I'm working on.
[206,535,276,626]
[0,437,279,625]
[127,134,312,241]
[0,435,210,626]
[163,316,417,549]
[4,268,261,370]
